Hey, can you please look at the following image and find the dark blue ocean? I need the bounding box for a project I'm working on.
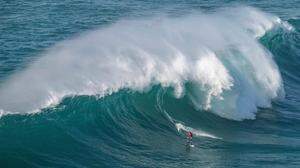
[0,0,300,167]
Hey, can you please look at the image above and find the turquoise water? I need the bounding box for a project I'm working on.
[0,0,300,167]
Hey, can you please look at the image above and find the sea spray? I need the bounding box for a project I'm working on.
[0,7,290,120]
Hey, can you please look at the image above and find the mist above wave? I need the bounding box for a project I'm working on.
[0,7,290,120]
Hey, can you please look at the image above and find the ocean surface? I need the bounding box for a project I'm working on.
[0,0,300,167]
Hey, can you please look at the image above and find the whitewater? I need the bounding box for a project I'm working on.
[0,7,291,120]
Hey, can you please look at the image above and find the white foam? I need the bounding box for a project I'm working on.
[0,7,286,120]
[0,109,4,118]
[175,123,221,139]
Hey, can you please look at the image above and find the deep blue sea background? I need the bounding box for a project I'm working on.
[0,0,300,167]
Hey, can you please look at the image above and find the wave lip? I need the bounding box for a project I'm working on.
[0,7,288,120]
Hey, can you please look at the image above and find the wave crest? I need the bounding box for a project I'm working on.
[0,7,290,120]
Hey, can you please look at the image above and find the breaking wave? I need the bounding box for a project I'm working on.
[0,7,292,120]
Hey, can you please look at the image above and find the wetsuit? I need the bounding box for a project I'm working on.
[187,131,193,145]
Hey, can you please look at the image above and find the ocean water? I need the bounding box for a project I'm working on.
[0,0,300,167]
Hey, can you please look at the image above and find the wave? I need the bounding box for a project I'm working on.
[0,7,292,120]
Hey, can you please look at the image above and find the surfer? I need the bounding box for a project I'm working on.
[186,131,193,146]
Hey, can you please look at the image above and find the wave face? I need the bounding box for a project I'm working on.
[0,7,288,120]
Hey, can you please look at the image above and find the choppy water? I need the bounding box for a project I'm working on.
[0,0,300,167]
